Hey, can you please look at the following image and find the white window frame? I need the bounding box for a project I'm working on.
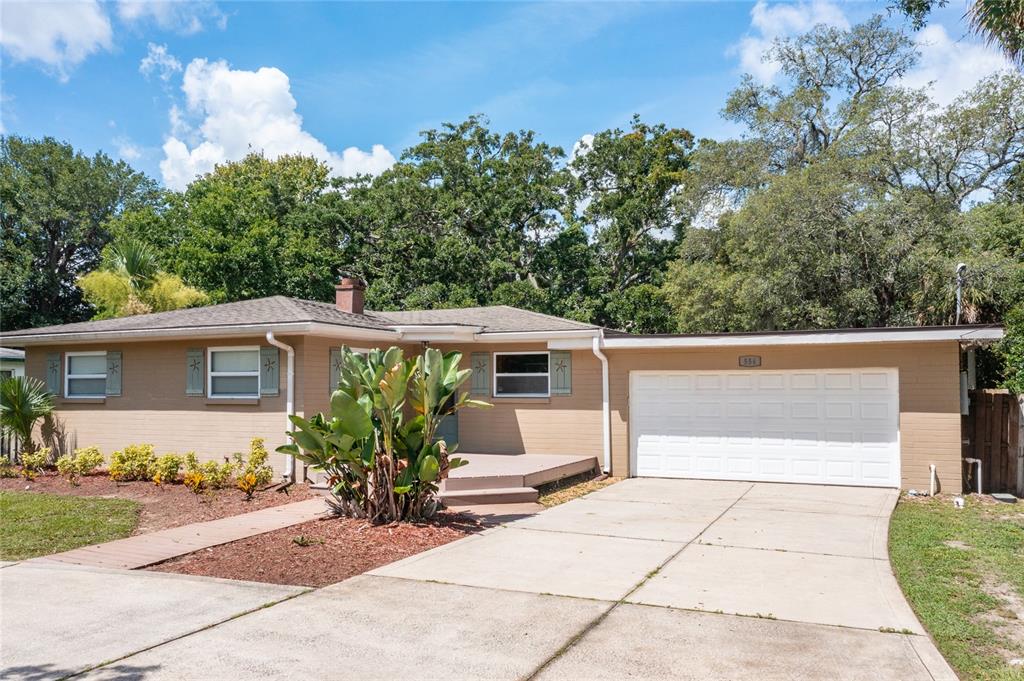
[493,351,550,398]
[207,345,261,399]
[64,351,106,399]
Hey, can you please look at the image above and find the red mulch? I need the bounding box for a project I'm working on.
[0,472,316,535]
[146,512,484,587]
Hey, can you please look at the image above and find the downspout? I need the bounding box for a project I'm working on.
[592,333,611,474]
[265,331,296,483]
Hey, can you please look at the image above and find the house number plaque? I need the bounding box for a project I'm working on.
[738,355,762,368]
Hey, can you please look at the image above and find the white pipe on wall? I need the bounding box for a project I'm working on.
[265,331,296,482]
[591,334,611,474]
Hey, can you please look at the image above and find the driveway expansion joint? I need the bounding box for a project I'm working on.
[523,482,756,681]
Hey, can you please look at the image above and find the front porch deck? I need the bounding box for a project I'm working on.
[441,453,600,505]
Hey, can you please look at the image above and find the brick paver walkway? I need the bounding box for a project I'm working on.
[31,497,328,570]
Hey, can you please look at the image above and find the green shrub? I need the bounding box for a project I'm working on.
[55,446,103,485]
[109,444,156,481]
[149,453,184,485]
[20,448,51,479]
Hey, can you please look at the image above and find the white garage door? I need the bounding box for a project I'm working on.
[630,369,900,487]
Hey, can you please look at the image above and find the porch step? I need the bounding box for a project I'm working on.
[443,474,525,491]
[440,486,539,505]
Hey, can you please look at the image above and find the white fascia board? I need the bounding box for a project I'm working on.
[474,329,601,344]
[5,321,401,346]
[599,327,1004,349]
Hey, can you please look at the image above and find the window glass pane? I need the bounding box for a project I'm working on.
[211,375,259,397]
[495,375,548,396]
[67,377,106,396]
[211,350,259,372]
[68,354,106,375]
[495,354,548,374]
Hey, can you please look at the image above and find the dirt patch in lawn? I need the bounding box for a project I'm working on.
[0,472,316,535]
[147,512,483,587]
[537,472,622,507]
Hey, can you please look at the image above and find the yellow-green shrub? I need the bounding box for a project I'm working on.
[233,438,275,499]
[109,444,156,481]
[149,453,184,485]
[55,447,104,485]
[20,448,51,479]
[73,446,104,475]
[184,451,235,490]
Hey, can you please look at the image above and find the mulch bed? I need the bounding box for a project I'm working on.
[0,472,316,535]
[146,512,484,587]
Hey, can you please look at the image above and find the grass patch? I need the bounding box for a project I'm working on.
[537,472,622,508]
[0,490,140,560]
[889,495,1024,680]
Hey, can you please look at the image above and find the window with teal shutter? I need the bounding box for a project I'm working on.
[185,348,205,395]
[46,353,61,395]
[105,351,122,396]
[550,350,572,395]
[470,352,490,395]
[260,346,279,395]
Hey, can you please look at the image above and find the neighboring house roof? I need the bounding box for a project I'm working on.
[0,348,25,361]
[0,296,596,343]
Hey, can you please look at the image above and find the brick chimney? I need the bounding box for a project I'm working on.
[335,277,366,315]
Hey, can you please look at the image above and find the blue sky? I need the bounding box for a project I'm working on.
[1,1,1012,189]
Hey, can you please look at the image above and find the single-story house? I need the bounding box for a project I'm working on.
[2,278,1003,493]
[0,348,25,380]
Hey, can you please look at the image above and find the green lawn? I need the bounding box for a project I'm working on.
[0,491,141,560]
[889,496,1024,680]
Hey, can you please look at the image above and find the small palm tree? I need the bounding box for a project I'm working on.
[0,376,55,455]
[104,238,159,293]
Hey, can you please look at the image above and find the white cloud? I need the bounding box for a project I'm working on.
[570,134,595,163]
[160,58,396,190]
[117,1,226,35]
[901,24,1014,105]
[114,136,142,161]
[729,0,849,83]
[139,43,182,81]
[0,0,113,81]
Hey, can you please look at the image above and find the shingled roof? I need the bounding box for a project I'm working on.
[369,305,597,333]
[2,296,597,340]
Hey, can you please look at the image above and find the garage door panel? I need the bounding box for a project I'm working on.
[630,368,900,487]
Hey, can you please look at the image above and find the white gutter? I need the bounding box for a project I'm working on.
[390,325,484,342]
[265,331,296,483]
[5,321,401,346]
[598,327,1004,349]
[592,333,611,474]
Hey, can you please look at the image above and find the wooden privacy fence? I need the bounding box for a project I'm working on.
[962,390,1022,495]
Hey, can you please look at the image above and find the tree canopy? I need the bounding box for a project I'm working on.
[1,15,1021,388]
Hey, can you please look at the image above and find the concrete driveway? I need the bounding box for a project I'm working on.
[2,479,955,680]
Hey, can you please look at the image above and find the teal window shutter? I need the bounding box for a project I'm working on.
[46,352,61,396]
[105,351,122,396]
[329,347,343,394]
[260,346,280,396]
[470,352,490,396]
[551,350,572,395]
[186,348,205,395]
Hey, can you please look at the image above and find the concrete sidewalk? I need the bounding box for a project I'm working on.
[33,497,328,570]
[3,479,957,681]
